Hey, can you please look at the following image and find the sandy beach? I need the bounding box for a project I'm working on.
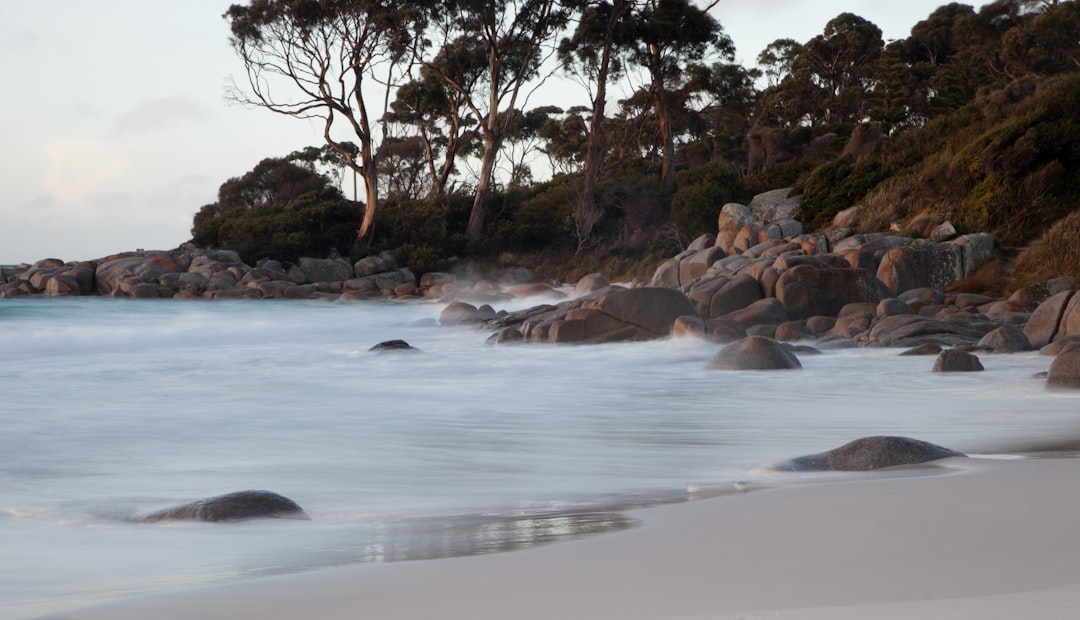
[37,454,1080,620]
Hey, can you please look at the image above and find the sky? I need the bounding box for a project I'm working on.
[1,0,952,265]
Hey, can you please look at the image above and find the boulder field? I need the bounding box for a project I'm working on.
[457,188,1080,388]
[0,248,545,303]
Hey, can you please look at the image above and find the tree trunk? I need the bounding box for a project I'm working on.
[654,87,676,189]
[467,133,499,241]
[575,0,626,252]
[354,138,379,248]
[649,40,677,190]
[355,171,379,247]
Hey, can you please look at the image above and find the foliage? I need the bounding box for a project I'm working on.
[224,0,424,246]
[202,1,1080,291]
[796,159,886,231]
[1012,209,1080,287]
[481,179,574,252]
[618,0,734,187]
[860,72,1080,245]
[592,158,672,247]
[192,156,350,249]
[670,162,745,241]
[211,189,362,265]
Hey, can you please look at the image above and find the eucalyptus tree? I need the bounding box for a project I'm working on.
[757,38,802,88]
[755,14,882,127]
[416,0,574,241]
[384,44,485,200]
[559,0,630,248]
[621,0,732,189]
[498,105,566,188]
[794,13,883,125]
[679,60,760,159]
[537,105,590,175]
[224,0,424,247]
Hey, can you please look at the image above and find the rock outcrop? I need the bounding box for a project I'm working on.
[486,286,696,345]
[0,247,421,301]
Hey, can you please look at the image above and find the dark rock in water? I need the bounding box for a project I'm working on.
[369,339,421,353]
[932,349,984,372]
[1047,342,1080,390]
[707,336,802,371]
[775,436,966,471]
[139,490,309,523]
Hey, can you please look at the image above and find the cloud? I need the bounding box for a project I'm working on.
[40,138,135,213]
[2,28,44,54]
[113,97,211,135]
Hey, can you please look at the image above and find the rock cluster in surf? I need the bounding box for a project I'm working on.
[455,188,1080,388]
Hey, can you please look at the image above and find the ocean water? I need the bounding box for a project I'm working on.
[1,295,1077,618]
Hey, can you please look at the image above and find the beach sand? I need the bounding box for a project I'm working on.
[39,456,1080,620]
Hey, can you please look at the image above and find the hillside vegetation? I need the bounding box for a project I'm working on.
[193,0,1080,291]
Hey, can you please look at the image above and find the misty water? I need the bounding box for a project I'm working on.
[2,295,1077,618]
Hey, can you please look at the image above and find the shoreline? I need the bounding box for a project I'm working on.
[38,454,1080,620]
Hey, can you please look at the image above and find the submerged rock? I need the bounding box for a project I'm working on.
[774,436,966,471]
[369,339,421,353]
[139,490,309,523]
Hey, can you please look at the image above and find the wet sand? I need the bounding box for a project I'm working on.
[38,456,1080,620]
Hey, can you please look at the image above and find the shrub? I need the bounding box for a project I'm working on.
[213,189,361,264]
[488,179,575,250]
[1012,210,1080,288]
[796,160,886,231]
[670,162,745,242]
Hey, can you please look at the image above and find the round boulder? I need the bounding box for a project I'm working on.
[139,490,309,523]
[932,349,984,372]
[439,301,496,326]
[1047,342,1080,390]
[706,336,802,371]
[976,325,1032,353]
[573,273,610,297]
[774,436,966,471]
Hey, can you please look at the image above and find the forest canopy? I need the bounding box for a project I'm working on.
[196,0,1080,283]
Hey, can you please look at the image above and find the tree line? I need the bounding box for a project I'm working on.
[199,0,1080,263]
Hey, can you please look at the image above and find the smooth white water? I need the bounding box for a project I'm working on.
[2,296,1077,618]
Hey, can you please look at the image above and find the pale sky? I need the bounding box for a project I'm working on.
[1,1,951,264]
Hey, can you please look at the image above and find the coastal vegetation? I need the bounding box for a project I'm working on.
[191,0,1080,290]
